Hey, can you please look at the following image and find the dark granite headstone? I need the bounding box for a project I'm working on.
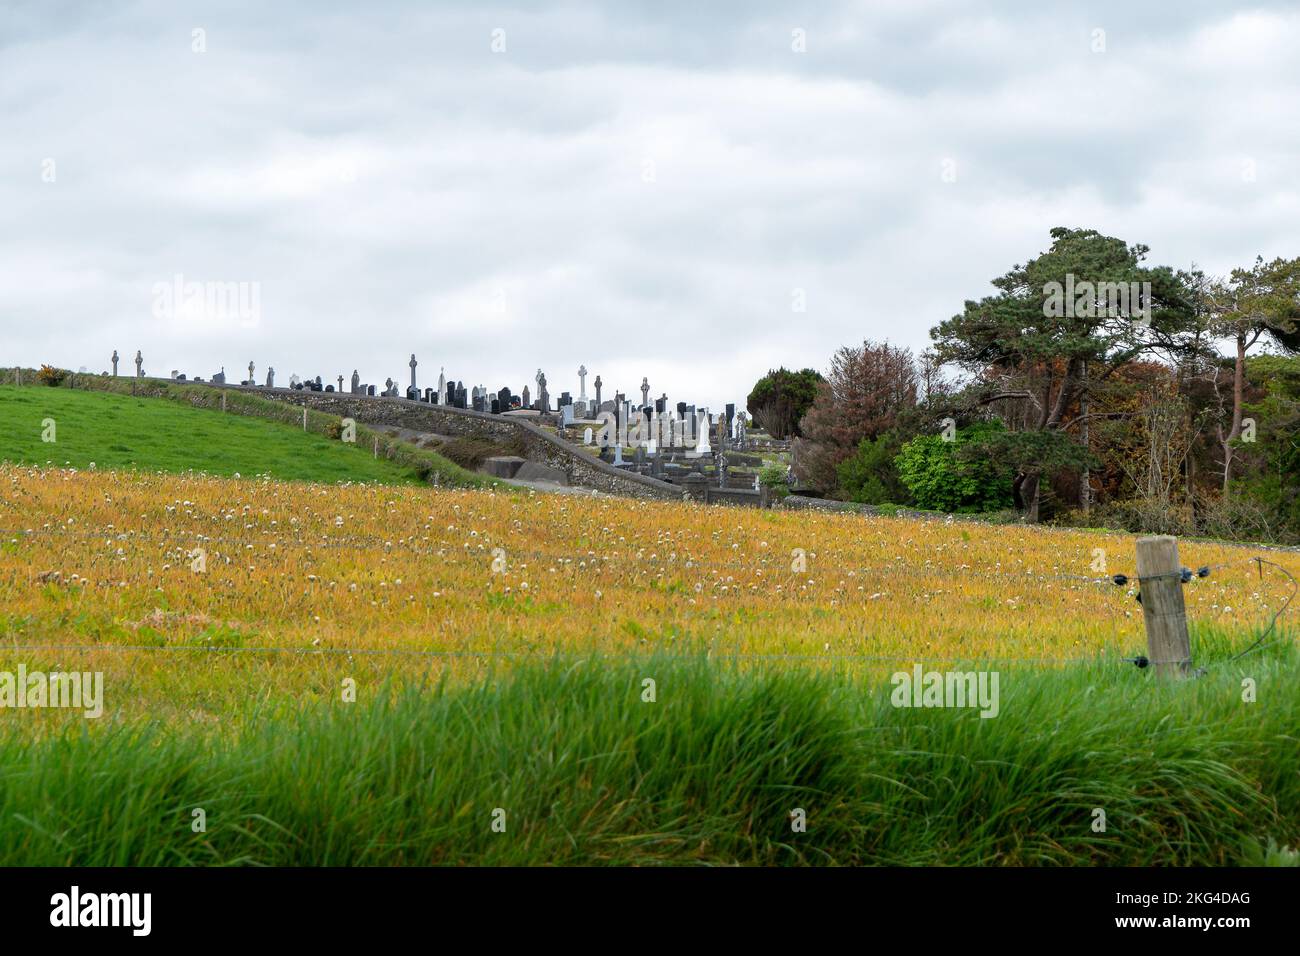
[491,398,501,414]
[367,385,376,397]
[325,385,334,392]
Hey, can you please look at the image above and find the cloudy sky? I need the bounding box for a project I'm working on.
[3,1,1298,409]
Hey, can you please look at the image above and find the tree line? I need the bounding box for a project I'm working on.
[747,227,1300,542]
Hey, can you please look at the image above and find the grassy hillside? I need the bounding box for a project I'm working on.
[0,384,453,486]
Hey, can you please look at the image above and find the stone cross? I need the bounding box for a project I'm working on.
[409,353,418,390]
[577,365,588,401]
[337,375,343,392]
[537,371,549,411]
[135,350,143,378]
[522,385,530,409]
[267,368,275,388]
[640,377,649,408]
[594,375,602,408]
[248,361,255,383]
[111,350,119,376]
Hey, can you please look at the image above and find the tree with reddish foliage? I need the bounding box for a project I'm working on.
[794,341,919,493]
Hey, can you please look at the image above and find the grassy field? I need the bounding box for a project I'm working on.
[0,384,439,485]
[1,401,1298,863]
[1,656,1297,866]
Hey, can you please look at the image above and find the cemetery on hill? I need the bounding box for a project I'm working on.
[98,349,793,506]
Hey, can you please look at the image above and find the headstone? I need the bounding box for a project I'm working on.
[522,385,530,409]
[437,368,445,405]
[473,394,485,412]
[536,370,549,412]
[655,396,665,414]
[593,375,602,409]
[408,386,420,400]
[425,387,435,403]
[325,385,334,392]
[497,387,511,411]
[577,365,588,402]
[613,443,624,466]
[135,350,144,378]
[583,426,593,445]
[267,368,275,388]
[409,354,418,392]
[640,377,649,408]
[111,350,119,377]
[248,361,255,384]
[351,370,361,394]
[367,384,376,397]
[561,404,575,426]
[213,367,226,385]
[455,384,467,409]
[695,411,711,454]
[559,391,572,409]
[491,398,501,414]
[337,375,343,393]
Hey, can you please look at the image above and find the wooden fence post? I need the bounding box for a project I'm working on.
[1135,535,1192,679]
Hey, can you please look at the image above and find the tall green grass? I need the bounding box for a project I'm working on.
[0,655,1295,865]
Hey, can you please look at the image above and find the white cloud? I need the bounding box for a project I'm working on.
[1,0,1298,406]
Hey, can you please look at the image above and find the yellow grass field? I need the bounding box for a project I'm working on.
[1,463,1295,725]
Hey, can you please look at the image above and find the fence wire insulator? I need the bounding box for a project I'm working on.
[1197,566,1211,578]
[1111,573,1128,586]
[1125,655,1150,669]
[1179,567,1193,584]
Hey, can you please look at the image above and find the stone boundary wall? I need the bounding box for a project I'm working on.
[238,386,690,501]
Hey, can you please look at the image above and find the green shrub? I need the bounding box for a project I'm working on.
[835,431,907,504]
[895,421,1013,512]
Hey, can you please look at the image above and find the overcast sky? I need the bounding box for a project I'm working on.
[3,1,1298,409]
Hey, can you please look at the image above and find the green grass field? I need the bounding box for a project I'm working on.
[1,655,1297,866]
[0,384,434,485]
